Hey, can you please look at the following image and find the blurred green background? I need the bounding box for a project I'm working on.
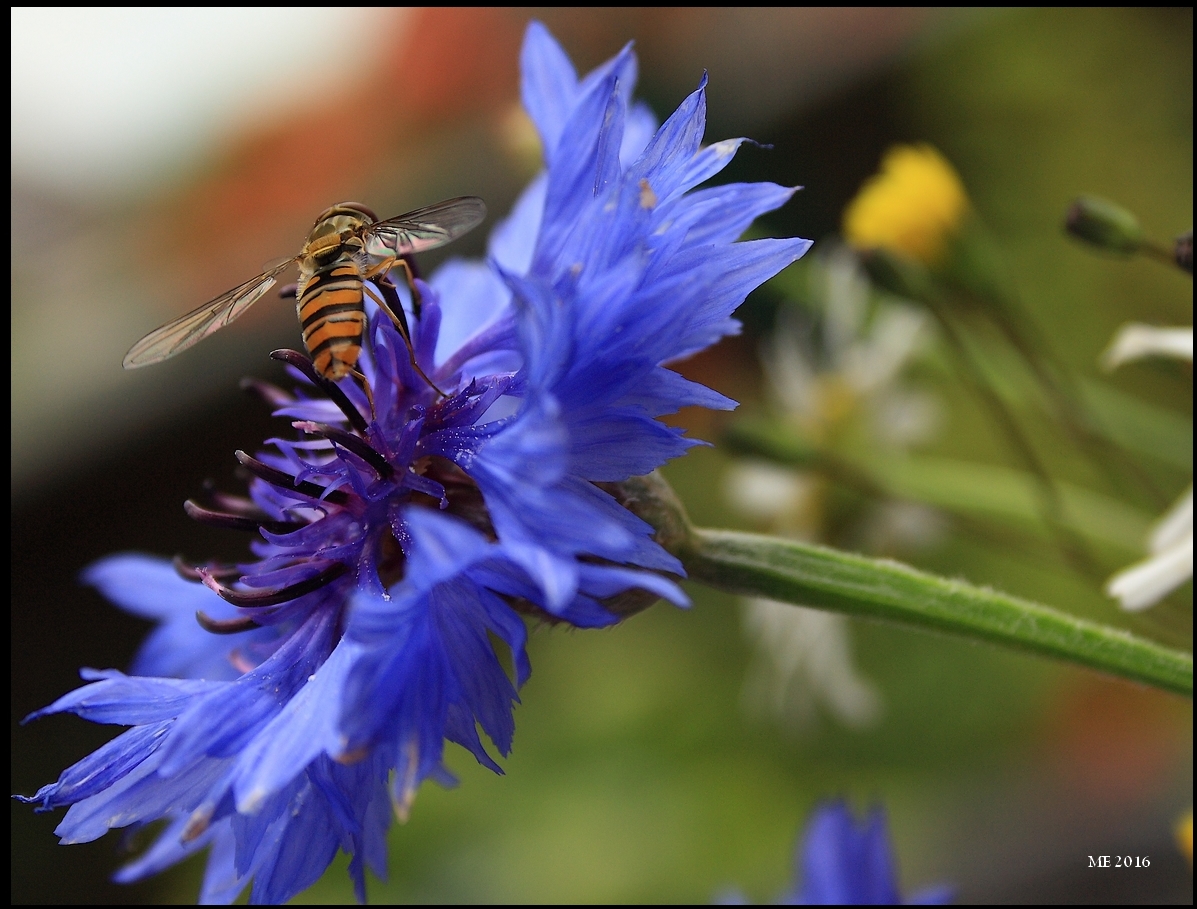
[11,8,1191,904]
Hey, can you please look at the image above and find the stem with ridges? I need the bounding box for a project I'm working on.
[613,472,1192,698]
[680,527,1191,697]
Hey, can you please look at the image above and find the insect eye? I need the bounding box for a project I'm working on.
[338,202,378,222]
[311,202,378,228]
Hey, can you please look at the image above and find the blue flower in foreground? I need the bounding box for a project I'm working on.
[724,801,952,905]
[19,21,810,904]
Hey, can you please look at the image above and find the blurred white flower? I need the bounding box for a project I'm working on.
[1108,488,1193,611]
[859,499,949,554]
[725,461,820,538]
[1101,323,1193,370]
[740,598,881,730]
[726,247,943,732]
[762,246,940,447]
[1102,323,1193,611]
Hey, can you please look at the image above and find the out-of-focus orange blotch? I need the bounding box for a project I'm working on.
[145,8,524,311]
[1176,811,1193,866]
[1044,671,1192,806]
[375,7,522,127]
[665,334,765,441]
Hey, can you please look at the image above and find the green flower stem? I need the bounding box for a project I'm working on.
[610,472,1191,696]
[677,526,1192,698]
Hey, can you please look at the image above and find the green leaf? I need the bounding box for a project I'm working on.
[862,453,1154,551]
[724,417,1156,551]
[1079,377,1193,472]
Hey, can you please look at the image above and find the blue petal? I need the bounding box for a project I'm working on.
[577,562,687,607]
[626,76,708,202]
[648,237,813,360]
[672,136,749,191]
[564,410,697,481]
[794,802,902,905]
[83,554,263,680]
[155,609,336,776]
[115,813,211,886]
[620,101,659,167]
[621,367,739,417]
[54,748,228,844]
[247,779,340,904]
[26,670,217,725]
[519,20,580,164]
[535,58,633,272]
[668,182,799,248]
[488,172,546,275]
[429,584,520,754]
[341,513,526,767]
[403,508,495,594]
[16,721,169,810]
[501,270,575,392]
[430,258,513,367]
[230,637,360,814]
[83,554,210,622]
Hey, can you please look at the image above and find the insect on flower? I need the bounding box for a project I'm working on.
[122,197,487,381]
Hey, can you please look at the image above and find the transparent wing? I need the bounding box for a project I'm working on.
[123,259,296,369]
[363,196,487,259]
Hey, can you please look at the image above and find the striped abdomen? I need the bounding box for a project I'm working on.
[296,260,368,380]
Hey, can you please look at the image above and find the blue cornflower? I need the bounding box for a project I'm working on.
[19,20,810,904]
[723,801,952,905]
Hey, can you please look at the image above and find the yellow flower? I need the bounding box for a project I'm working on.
[1178,811,1193,866]
[843,144,970,266]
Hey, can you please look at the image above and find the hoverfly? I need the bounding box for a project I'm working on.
[123,197,487,383]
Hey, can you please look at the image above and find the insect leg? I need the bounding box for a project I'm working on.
[363,279,446,398]
[395,256,423,318]
[361,257,411,338]
[348,367,377,422]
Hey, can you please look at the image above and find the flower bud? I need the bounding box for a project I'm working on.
[1064,196,1144,254]
[589,472,693,619]
[602,471,694,557]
